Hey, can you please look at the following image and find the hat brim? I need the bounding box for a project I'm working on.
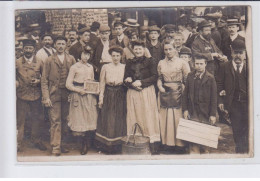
[227,23,241,26]
[123,22,140,27]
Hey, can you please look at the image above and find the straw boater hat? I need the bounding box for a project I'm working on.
[123,19,140,27]
[226,18,241,26]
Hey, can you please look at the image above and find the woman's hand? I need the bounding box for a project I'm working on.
[132,80,142,87]
[183,110,190,120]
[98,99,103,109]
[124,77,133,83]
[159,86,166,93]
[79,89,87,96]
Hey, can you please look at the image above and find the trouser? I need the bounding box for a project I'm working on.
[48,88,70,153]
[17,98,44,149]
[230,100,249,153]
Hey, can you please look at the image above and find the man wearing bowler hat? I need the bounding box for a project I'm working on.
[16,39,47,152]
[192,20,227,77]
[222,18,245,61]
[41,36,76,156]
[36,34,56,64]
[217,40,249,153]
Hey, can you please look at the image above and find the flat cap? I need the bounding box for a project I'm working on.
[114,21,124,27]
[164,24,176,32]
[148,26,161,32]
[22,39,36,47]
[179,47,192,55]
[231,40,246,51]
[99,24,111,32]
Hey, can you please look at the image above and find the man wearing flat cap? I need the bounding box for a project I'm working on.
[205,14,222,49]
[216,40,248,154]
[41,36,76,156]
[90,24,112,80]
[36,34,56,64]
[69,26,92,62]
[222,18,245,61]
[110,21,129,48]
[162,24,176,44]
[192,20,228,77]
[16,39,47,152]
[147,26,164,64]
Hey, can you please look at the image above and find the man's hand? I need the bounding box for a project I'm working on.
[98,99,103,109]
[124,77,133,83]
[44,98,53,108]
[183,110,190,120]
[209,116,217,126]
[219,55,228,62]
[132,80,142,88]
[211,53,219,58]
[218,104,225,112]
[159,86,166,93]
[31,79,40,87]
[219,90,226,96]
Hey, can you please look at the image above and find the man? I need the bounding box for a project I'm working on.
[146,25,164,64]
[177,22,191,43]
[16,39,47,152]
[41,36,76,156]
[185,20,199,49]
[91,24,112,79]
[222,18,245,61]
[110,21,129,48]
[69,26,92,62]
[217,40,248,153]
[162,24,176,44]
[140,25,149,44]
[67,29,78,49]
[173,32,189,54]
[192,20,227,76]
[28,24,41,51]
[182,54,218,154]
[90,21,100,49]
[36,34,56,64]
[205,15,222,49]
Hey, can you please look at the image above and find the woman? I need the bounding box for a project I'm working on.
[95,46,127,154]
[66,46,98,155]
[122,28,151,63]
[124,40,160,154]
[157,40,190,153]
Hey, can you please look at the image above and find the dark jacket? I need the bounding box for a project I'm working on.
[69,40,92,62]
[41,53,76,103]
[124,56,158,89]
[211,28,222,50]
[16,55,42,101]
[182,70,218,119]
[221,34,245,61]
[216,61,248,111]
[146,41,164,64]
[89,32,99,49]
[110,35,129,48]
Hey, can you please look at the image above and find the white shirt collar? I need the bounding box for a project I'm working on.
[232,60,244,73]
[24,56,33,64]
[117,34,124,42]
[230,33,238,41]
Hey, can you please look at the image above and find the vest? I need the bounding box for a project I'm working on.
[59,59,68,88]
[234,66,247,102]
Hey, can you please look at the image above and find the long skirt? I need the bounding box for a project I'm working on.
[159,107,185,146]
[126,85,160,143]
[68,92,98,133]
[95,85,127,151]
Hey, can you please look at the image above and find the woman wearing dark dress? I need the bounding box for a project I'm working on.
[124,40,161,155]
[95,46,127,154]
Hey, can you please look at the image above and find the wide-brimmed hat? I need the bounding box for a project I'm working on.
[227,18,241,26]
[123,19,140,27]
[197,20,211,32]
[231,40,246,51]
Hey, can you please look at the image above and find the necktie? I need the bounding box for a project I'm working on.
[236,64,241,74]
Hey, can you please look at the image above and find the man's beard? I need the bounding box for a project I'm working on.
[202,34,211,40]
[45,43,51,48]
[24,52,33,58]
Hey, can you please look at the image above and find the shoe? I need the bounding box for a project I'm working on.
[35,142,47,151]
[80,138,88,155]
[61,147,69,153]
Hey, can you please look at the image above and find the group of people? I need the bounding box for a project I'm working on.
[16,15,249,156]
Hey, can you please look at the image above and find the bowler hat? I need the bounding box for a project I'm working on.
[99,24,111,32]
[123,19,140,27]
[227,18,241,26]
[148,26,160,32]
[231,40,246,51]
[197,20,211,32]
[179,47,192,55]
[22,39,36,47]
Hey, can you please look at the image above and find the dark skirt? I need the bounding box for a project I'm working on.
[95,85,127,152]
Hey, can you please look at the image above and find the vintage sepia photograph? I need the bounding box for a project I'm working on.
[15,5,253,162]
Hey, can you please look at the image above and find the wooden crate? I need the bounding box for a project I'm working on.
[176,118,221,148]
